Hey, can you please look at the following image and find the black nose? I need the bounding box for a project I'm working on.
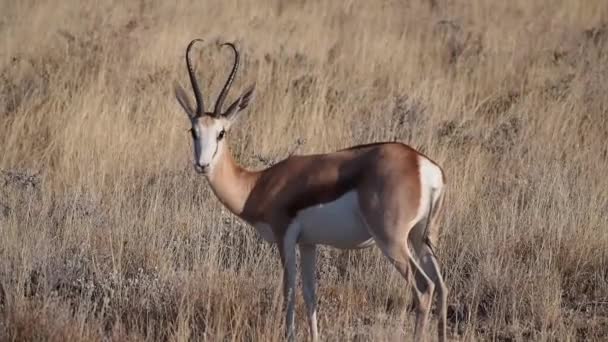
[194,162,209,174]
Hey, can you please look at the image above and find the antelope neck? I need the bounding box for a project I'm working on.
[207,143,259,218]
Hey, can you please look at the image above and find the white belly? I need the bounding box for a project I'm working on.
[252,191,374,249]
[295,191,374,249]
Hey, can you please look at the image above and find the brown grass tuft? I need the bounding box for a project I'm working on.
[1,0,607,340]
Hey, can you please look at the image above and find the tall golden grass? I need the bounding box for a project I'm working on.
[1,0,607,340]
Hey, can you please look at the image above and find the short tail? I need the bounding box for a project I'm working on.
[423,186,445,257]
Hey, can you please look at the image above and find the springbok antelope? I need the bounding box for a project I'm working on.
[175,39,448,342]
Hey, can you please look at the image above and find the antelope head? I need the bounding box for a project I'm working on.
[175,39,255,175]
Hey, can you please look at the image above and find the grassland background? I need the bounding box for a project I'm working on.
[1,0,607,341]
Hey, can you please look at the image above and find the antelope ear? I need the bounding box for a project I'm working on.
[223,83,256,122]
[175,83,195,118]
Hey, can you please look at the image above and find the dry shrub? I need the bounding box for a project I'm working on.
[1,0,607,341]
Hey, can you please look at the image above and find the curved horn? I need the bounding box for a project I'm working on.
[186,39,205,116]
[214,42,240,116]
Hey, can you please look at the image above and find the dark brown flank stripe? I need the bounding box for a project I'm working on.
[238,142,422,234]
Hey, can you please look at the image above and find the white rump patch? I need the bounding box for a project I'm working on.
[416,156,444,222]
[419,157,443,191]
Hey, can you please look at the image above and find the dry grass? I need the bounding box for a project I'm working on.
[1,0,607,340]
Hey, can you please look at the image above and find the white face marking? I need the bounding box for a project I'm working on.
[190,116,228,174]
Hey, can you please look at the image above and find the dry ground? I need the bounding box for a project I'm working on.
[1,0,607,341]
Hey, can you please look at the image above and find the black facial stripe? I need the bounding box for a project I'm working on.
[211,139,219,160]
[212,128,225,160]
[190,127,200,140]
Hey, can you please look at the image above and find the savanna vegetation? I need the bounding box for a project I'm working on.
[1,0,607,340]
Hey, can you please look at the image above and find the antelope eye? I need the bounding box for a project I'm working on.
[217,129,226,141]
[189,128,196,139]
